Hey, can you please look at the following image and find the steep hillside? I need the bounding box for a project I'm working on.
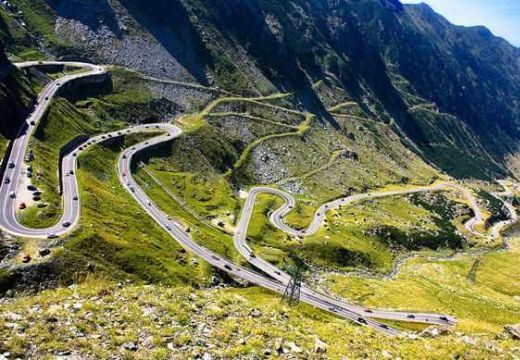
[0,0,520,357]
[1,0,519,179]
[0,41,39,159]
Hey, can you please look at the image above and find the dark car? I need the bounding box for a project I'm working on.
[39,248,51,257]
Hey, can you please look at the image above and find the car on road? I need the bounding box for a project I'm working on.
[30,120,35,125]
[9,191,16,199]
[407,314,416,319]
[364,309,373,313]
[39,248,51,257]
[47,234,58,239]
[224,264,232,271]
[8,162,15,169]
[62,221,71,227]
[379,324,389,329]
[73,195,78,201]
[4,177,10,184]
[440,316,449,322]
[358,317,367,325]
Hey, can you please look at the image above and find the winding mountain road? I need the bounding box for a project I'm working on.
[1,61,516,335]
[0,62,105,238]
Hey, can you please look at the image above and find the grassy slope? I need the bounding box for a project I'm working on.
[245,191,472,274]
[0,67,40,159]
[325,238,520,343]
[11,133,211,285]
[19,68,173,228]
[1,250,519,359]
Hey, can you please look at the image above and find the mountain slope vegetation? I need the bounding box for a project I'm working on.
[1,0,520,358]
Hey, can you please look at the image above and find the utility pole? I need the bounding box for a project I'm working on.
[282,265,302,305]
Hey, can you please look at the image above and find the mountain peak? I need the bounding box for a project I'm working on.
[380,0,404,11]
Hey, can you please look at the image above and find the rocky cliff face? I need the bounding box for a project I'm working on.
[2,0,520,179]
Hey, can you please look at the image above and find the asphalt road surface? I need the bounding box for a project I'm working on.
[0,62,105,238]
[3,61,517,335]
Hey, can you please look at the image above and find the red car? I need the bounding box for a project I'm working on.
[19,202,27,210]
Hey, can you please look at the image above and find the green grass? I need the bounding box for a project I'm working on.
[8,0,59,46]
[65,135,211,285]
[2,262,519,359]
[18,68,182,228]
[132,166,241,263]
[0,67,40,159]
[20,98,122,228]
[325,240,520,336]
[145,168,239,221]
[246,191,472,274]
